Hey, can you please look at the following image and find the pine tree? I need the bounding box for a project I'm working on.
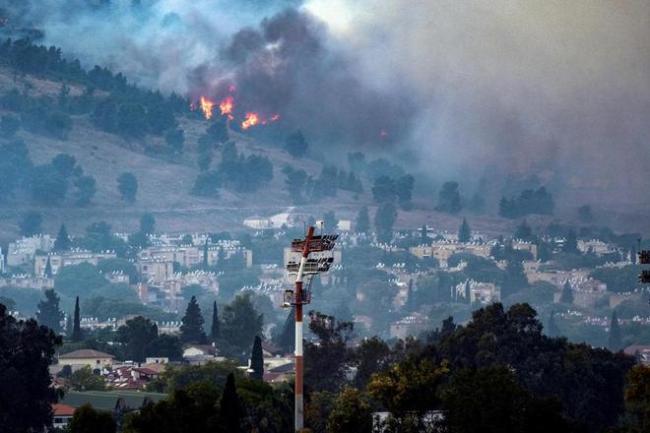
[180,296,207,344]
[72,296,82,342]
[36,289,64,333]
[420,224,428,244]
[608,311,622,351]
[560,281,574,304]
[210,301,220,341]
[44,257,53,278]
[65,312,73,337]
[458,218,471,243]
[53,224,71,251]
[250,335,264,380]
[356,206,370,234]
[220,373,242,433]
[202,240,209,269]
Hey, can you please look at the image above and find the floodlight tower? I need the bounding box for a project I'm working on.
[285,225,338,432]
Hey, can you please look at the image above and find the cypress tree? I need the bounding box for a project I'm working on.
[72,296,82,342]
[180,296,207,344]
[458,218,471,243]
[220,373,242,433]
[355,206,370,234]
[44,257,53,278]
[547,311,560,337]
[210,301,220,341]
[608,311,623,351]
[53,224,71,251]
[250,335,264,380]
[202,240,209,269]
[560,281,574,304]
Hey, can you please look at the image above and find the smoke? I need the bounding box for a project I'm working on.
[306,0,650,204]
[5,0,650,205]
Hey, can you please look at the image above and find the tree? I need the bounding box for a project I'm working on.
[609,310,622,352]
[54,224,71,251]
[274,309,295,354]
[285,130,309,158]
[250,335,264,380]
[282,166,308,203]
[0,304,61,433]
[70,365,106,391]
[180,296,207,344]
[140,213,156,234]
[165,128,185,153]
[30,164,67,205]
[44,257,53,278]
[18,211,42,236]
[563,229,578,254]
[501,260,528,299]
[117,316,160,362]
[546,311,560,337]
[371,176,396,204]
[220,373,242,433]
[305,312,354,393]
[69,404,116,433]
[198,151,212,171]
[323,211,338,231]
[458,218,471,243]
[117,172,138,203]
[441,367,571,433]
[117,103,147,138]
[624,365,650,433]
[436,181,462,214]
[210,301,220,341]
[395,174,414,209]
[515,219,534,241]
[374,203,397,243]
[356,206,370,234]
[221,294,263,358]
[71,296,83,342]
[36,289,64,333]
[74,175,96,206]
[559,281,574,304]
[326,388,372,433]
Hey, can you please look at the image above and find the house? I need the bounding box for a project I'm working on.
[52,403,75,430]
[58,349,115,368]
[183,344,219,364]
[389,313,429,339]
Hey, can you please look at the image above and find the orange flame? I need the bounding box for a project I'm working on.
[219,96,234,116]
[199,96,214,120]
[242,112,260,130]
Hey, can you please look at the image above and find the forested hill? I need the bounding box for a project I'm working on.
[0,38,381,239]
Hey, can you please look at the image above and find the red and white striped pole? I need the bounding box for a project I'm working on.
[294,226,314,432]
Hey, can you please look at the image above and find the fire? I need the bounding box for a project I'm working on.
[219,96,235,120]
[199,96,214,120]
[242,112,260,130]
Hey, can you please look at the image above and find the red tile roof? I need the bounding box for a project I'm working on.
[52,403,75,417]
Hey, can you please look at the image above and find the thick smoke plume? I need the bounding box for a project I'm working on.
[4,0,650,206]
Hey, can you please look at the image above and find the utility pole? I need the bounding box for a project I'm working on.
[285,225,337,432]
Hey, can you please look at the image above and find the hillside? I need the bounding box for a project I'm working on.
[0,65,646,243]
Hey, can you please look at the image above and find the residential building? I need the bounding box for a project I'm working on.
[389,313,429,339]
[7,235,54,267]
[52,404,75,430]
[0,274,53,290]
[34,250,116,276]
[58,349,115,368]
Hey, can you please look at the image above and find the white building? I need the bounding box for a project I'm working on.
[34,250,116,276]
[7,235,54,267]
